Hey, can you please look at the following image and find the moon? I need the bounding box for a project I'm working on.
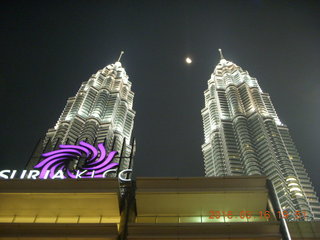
[186,57,192,64]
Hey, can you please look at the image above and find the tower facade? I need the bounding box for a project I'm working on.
[27,54,135,174]
[201,50,320,220]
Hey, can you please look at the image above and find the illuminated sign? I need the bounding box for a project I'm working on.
[35,141,119,179]
[0,141,132,181]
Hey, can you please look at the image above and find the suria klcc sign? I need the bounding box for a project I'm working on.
[0,141,132,181]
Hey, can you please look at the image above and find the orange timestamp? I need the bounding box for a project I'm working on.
[209,210,307,219]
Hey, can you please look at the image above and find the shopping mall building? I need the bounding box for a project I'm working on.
[0,176,319,239]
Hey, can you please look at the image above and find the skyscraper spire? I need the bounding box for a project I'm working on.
[218,48,224,60]
[117,51,124,62]
[201,53,320,221]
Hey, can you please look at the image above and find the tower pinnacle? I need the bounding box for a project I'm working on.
[218,49,224,60]
[117,51,124,62]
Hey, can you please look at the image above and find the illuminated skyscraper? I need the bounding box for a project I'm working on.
[27,52,136,173]
[201,49,320,220]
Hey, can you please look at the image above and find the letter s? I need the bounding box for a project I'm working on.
[0,170,10,179]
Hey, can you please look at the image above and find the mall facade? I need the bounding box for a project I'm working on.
[0,176,319,239]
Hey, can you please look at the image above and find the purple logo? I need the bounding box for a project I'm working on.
[34,141,118,179]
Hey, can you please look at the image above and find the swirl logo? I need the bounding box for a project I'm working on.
[34,141,118,179]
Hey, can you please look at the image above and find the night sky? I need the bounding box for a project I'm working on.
[1,1,319,195]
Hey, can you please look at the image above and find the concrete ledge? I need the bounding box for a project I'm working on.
[0,223,118,239]
[135,176,268,193]
[127,222,281,239]
[0,178,120,193]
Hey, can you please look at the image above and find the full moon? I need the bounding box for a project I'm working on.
[186,57,192,64]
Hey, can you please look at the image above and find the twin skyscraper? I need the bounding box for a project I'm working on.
[27,50,319,221]
[27,54,136,176]
[201,49,320,221]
